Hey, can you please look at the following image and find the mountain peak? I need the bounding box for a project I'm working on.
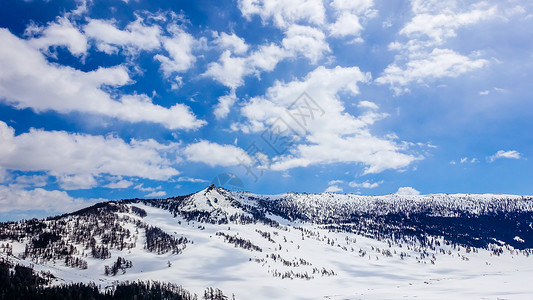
[204,183,229,193]
[174,184,246,221]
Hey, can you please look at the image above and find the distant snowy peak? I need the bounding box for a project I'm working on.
[178,184,248,221]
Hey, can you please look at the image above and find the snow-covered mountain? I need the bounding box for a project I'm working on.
[1,185,533,299]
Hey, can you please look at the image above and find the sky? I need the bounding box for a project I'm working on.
[1,0,532,221]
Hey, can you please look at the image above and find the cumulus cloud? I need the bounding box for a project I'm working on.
[328,0,375,39]
[133,184,162,193]
[330,0,374,14]
[183,140,251,167]
[328,12,364,38]
[12,175,48,188]
[213,32,248,55]
[85,15,200,87]
[282,25,330,63]
[325,185,343,193]
[358,100,379,110]
[154,25,198,77]
[104,179,134,189]
[376,48,488,93]
[348,180,382,189]
[0,121,180,183]
[146,190,167,197]
[237,66,421,174]
[377,1,496,93]
[214,91,238,119]
[26,17,88,57]
[0,168,8,183]
[0,185,102,214]
[176,177,208,183]
[400,4,496,44]
[328,179,344,185]
[488,150,521,162]
[204,24,329,89]
[396,186,420,195]
[84,17,162,54]
[204,51,248,89]
[0,29,205,130]
[238,0,325,28]
[56,173,98,190]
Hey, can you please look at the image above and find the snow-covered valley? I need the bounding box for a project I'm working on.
[2,185,533,299]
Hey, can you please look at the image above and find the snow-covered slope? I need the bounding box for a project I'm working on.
[234,190,533,217]
[178,184,250,221]
[1,186,533,299]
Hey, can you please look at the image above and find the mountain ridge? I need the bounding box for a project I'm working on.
[1,185,533,299]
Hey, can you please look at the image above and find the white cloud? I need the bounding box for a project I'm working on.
[328,0,375,39]
[134,184,162,192]
[376,48,488,92]
[237,66,420,174]
[0,185,101,214]
[410,0,454,15]
[56,173,98,190]
[270,134,419,174]
[84,17,162,54]
[205,24,329,90]
[67,0,89,17]
[85,15,200,86]
[238,0,325,28]
[183,140,250,167]
[246,43,288,72]
[348,180,382,189]
[104,179,134,189]
[281,25,330,63]
[146,190,167,197]
[396,186,420,195]
[378,1,496,93]
[0,168,8,183]
[358,100,379,110]
[328,179,344,185]
[400,4,496,44]
[0,29,205,130]
[325,185,343,193]
[457,156,479,164]
[26,17,88,57]
[489,150,521,162]
[176,177,208,183]
[214,91,238,119]
[505,5,526,18]
[0,121,180,181]
[204,51,248,89]
[328,12,364,38]
[154,25,198,76]
[213,32,248,55]
[13,175,48,188]
[330,0,374,14]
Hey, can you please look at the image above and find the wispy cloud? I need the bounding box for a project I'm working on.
[488,150,521,162]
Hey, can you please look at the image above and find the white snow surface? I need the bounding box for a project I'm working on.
[179,185,250,220]
[231,191,533,217]
[2,188,533,299]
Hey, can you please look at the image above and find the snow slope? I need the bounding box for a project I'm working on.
[1,187,533,299]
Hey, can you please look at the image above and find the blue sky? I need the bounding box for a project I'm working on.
[1,0,532,220]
